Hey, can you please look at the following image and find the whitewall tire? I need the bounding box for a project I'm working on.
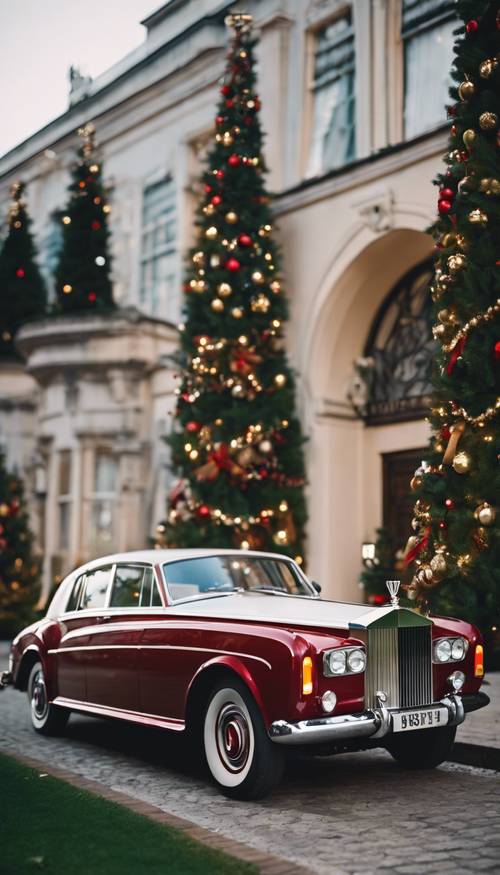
[28,661,69,735]
[203,677,284,800]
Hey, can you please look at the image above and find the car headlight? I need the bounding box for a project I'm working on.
[347,649,366,673]
[327,650,347,675]
[433,637,468,663]
[324,647,366,676]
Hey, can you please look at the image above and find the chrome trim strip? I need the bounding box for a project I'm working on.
[48,643,272,669]
[52,695,185,730]
[269,695,465,746]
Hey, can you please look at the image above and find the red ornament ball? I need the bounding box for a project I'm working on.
[439,520,447,530]
[186,421,201,433]
[88,291,97,302]
[91,220,101,230]
[0,538,7,550]
[197,504,211,518]
[225,257,241,272]
[440,188,454,200]
[204,184,212,193]
[228,154,241,167]
[238,233,252,247]
[220,85,231,96]
[215,115,224,125]
[494,340,500,361]
[215,170,224,179]
[16,267,25,278]
[225,99,234,109]
[211,195,222,206]
[466,19,478,33]
[445,498,455,510]
[438,199,453,215]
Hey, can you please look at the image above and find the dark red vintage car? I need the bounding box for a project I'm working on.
[1,549,489,798]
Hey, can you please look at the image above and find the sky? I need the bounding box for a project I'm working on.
[0,0,161,157]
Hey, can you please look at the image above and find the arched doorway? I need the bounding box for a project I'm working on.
[304,228,433,601]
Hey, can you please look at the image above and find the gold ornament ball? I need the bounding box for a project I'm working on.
[479,111,498,131]
[211,298,224,312]
[225,211,238,224]
[259,439,273,454]
[251,270,265,284]
[274,373,287,388]
[479,58,498,78]
[447,253,466,273]
[217,282,233,297]
[0,503,9,516]
[203,203,215,216]
[205,225,218,239]
[437,308,456,324]
[441,232,456,247]
[456,233,469,250]
[475,502,496,526]
[210,254,221,268]
[222,132,234,146]
[433,324,446,339]
[193,250,204,264]
[250,294,271,313]
[479,177,500,196]
[468,208,488,226]
[410,475,422,491]
[458,79,475,100]
[270,280,281,294]
[452,451,471,474]
[463,129,477,148]
[231,307,244,319]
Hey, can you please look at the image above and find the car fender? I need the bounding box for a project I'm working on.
[186,654,270,725]
[14,643,44,692]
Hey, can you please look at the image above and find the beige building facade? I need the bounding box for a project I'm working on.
[0,0,454,601]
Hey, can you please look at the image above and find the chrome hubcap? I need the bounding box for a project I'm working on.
[31,670,48,719]
[216,704,250,773]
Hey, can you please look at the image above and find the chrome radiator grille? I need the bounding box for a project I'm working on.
[365,625,433,709]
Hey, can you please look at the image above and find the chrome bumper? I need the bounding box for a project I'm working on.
[269,695,465,746]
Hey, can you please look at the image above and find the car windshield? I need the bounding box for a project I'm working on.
[162,555,313,601]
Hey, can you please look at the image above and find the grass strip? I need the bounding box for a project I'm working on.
[0,751,257,875]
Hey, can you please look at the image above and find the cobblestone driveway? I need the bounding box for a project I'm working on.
[1,687,499,874]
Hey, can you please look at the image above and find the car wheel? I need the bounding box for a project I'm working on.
[386,725,457,770]
[28,661,69,735]
[203,677,284,800]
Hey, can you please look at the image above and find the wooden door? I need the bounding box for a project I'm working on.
[382,448,427,555]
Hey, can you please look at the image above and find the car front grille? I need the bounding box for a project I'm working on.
[365,625,433,709]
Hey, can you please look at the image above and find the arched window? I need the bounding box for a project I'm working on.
[361,260,435,424]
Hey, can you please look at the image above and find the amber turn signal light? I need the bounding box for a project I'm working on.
[302,656,313,695]
[474,644,484,677]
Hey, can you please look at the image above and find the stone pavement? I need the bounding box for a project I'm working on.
[1,678,499,875]
[457,673,500,749]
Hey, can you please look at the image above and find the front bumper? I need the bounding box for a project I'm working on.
[269,694,474,746]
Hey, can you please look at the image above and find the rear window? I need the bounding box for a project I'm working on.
[67,574,85,612]
[109,565,163,608]
[79,567,112,611]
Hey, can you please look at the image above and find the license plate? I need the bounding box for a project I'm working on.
[392,707,448,733]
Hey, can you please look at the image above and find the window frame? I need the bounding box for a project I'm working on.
[62,562,166,615]
[76,564,115,613]
[139,175,178,319]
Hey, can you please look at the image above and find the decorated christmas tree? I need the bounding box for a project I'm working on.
[162,13,307,561]
[406,0,500,660]
[0,182,47,356]
[0,452,40,638]
[54,122,114,313]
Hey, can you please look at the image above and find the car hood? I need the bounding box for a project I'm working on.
[167,591,430,632]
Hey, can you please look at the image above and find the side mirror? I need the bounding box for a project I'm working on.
[312,580,322,594]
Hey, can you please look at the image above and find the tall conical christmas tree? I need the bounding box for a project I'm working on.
[0,452,40,637]
[0,182,47,356]
[164,13,307,561]
[54,122,114,313]
[406,1,500,661]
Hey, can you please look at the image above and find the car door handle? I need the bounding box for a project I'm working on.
[97,615,112,623]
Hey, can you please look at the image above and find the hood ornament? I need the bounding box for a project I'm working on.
[386,580,401,608]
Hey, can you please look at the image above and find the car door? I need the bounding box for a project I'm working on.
[55,572,93,702]
[84,563,152,712]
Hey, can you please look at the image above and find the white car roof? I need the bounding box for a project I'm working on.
[73,547,295,574]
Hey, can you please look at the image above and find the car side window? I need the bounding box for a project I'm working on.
[66,574,85,612]
[79,567,112,611]
[151,579,162,607]
[110,565,144,608]
[138,568,163,608]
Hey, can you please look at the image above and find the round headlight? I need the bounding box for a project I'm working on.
[347,648,366,673]
[435,639,452,662]
[328,650,347,675]
[451,638,466,661]
[321,691,337,713]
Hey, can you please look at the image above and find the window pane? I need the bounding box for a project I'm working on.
[307,13,355,177]
[59,450,71,496]
[140,567,153,606]
[110,565,144,608]
[151,580,162,607]
[90,499,115,549]
[140,177,177,313]
[80,567,111,610]
[94,453,117,494]
[67,574,85,611]
[404,17,455,138]
[59,503,70,550]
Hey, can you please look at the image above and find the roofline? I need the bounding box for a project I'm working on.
[0,1,233,169]
[141,0,190,29]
